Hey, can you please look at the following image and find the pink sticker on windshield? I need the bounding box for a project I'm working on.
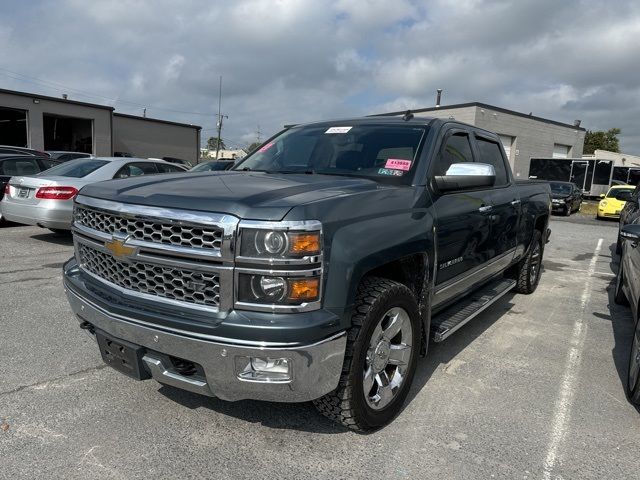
[259,142,274,153]
[385,159,412,171]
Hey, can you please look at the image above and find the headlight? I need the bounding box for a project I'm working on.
[552,199,560,203]
[239,225,322,260]
[236,220,323,312]
[600,201,607,207]
[237,273,321,306]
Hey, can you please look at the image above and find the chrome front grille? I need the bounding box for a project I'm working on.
[78,243,221,308]
[75,206,223,250]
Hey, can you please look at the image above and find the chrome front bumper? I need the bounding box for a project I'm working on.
[64,282,347,402]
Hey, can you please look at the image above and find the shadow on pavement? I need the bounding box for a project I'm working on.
[159,295,516,434]
[31,231,74,246]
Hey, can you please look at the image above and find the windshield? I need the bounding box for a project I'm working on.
[234,124,427,183]
[607,187,634,198]
[191,161,232,172]
[550,182,572,195]
[40,159,108,178]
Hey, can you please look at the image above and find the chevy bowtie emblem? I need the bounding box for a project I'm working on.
[105,238,135,258]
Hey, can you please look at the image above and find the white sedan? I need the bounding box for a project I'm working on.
[0,157,186,233]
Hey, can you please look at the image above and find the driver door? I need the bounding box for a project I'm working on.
[430,127,496,308]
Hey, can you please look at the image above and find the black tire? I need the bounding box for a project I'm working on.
[615,261,629,305]
[313,277,420,431]
[627,316,640,405]
[616,235,622,255]
[514,229,544,294]
[564,205,571,216]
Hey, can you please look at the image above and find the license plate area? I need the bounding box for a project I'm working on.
[17,187,31,198]
[95,330,151,380]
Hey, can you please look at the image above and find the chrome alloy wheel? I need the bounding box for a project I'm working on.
[363,307,413,410]
[529,241,542,285]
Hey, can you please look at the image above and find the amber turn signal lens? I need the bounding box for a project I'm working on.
[288,232,321,255]
[288,278,320,301]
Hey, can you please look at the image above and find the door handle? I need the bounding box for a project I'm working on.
[478,205,492,213]
[511,199,521,206]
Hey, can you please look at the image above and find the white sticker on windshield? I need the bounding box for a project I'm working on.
[325,126,352,134]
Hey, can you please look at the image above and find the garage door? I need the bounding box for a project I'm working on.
[498,134,513,160]
[553,144,570,159]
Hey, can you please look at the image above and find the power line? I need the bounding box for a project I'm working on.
[0,67,216,117]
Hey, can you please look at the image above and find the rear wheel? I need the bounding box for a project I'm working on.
[627,316,640,405]
[313,277,420,431]
[513,230,544,294]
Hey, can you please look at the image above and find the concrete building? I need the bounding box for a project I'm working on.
[583,149,640,167]
[376,102,586,179]
[200,148,247,160]
[0,88,201,163]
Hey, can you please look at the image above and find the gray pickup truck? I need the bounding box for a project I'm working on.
[63,115,551,431]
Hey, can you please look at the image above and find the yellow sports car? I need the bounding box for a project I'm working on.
[597,185,635,219]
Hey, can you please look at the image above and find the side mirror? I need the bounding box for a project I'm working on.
[620,224,640,242]
[434,163,496,192]
[600,193,606,199]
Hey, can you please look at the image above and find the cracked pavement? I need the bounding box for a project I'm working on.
[1,220,640,479]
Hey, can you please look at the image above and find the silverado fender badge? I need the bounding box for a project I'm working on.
[105,238,136,259]
[439,256,463,270]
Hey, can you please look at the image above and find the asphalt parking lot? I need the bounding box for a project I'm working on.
[1,216,639,479]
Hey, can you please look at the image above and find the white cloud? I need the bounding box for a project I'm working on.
[0,0,639,152]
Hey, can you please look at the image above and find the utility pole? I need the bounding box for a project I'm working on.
[215,75,228,160]
[256,124,262,144]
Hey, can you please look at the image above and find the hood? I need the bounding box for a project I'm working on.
[78,171,387,220]
[551,193,570,200]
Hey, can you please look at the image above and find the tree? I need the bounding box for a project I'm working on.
[583,128,621,154]
[206,137,226,150]
[246,142,262,153]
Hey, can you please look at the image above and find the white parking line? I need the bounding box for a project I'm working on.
[542,238,603,480]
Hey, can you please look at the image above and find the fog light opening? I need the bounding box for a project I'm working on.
[236,356,292,382]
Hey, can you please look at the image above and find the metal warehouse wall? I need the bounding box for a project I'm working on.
[112,114,200,163]
[390,104,585,180]
[0,91,112,155]
[472,107,585,179]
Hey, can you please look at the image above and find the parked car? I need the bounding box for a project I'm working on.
[597,185,635,220]
[46,151,93,162]
[549,181,582,216]
[0,155,60,224]
[613,222,640,406]
[162,156,193,168]
[189,160,235,172]
[616,184,640,253]
[1,157,186,233]
[63,116,551,431]
[0,145,49,157]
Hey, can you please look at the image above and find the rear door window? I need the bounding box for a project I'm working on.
[0,158,41,176]
[475,137,509,186]
[156,163,185,173]
[115,162,159,179]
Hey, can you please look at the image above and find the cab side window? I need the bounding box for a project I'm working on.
[433,132,474,176]
[475,137,509,186]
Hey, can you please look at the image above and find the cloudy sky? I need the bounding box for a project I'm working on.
[1,0,639,152]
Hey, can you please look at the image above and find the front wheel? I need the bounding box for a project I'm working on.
[313,277,420,431]
[564,205,571,216]
[615,261,629,305]
[513,230,544,294]
[627,317,640,405]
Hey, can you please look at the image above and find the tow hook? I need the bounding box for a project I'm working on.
[79,321,95,335]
